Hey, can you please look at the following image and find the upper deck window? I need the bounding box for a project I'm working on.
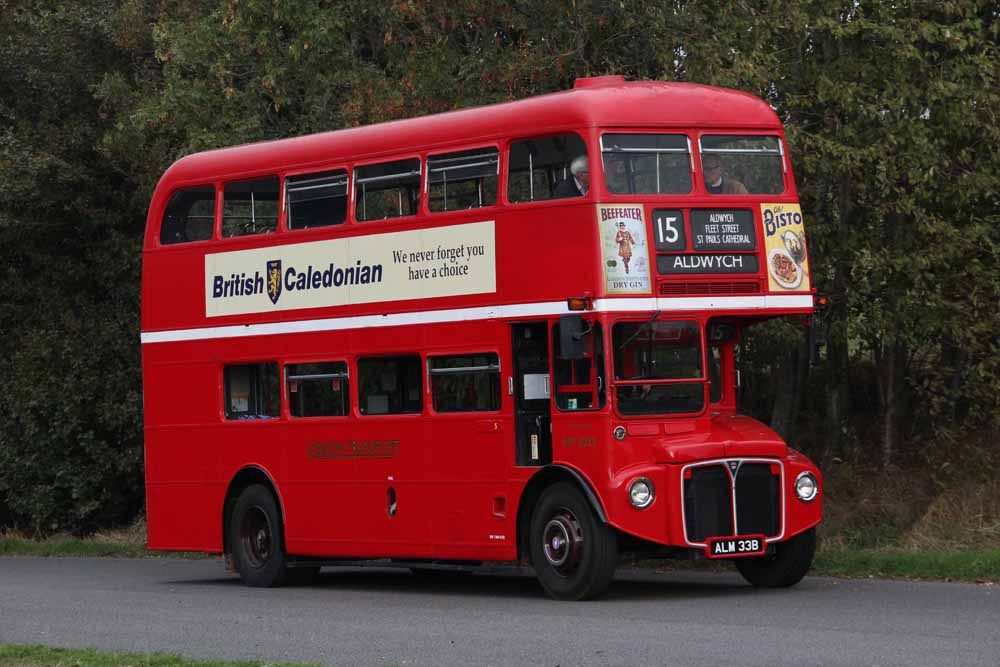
[160,186,215,245]
[427,148,499,212]
[354,158,421,221]
[286,170,348,230]
[508,133,588,203]
[601,134,692,195]
[222,177,280,237]
[700,135,784,195]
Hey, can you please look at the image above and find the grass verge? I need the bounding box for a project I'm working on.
[0,536,145,558]
[0,644,314,667]
[813,548,1000,582]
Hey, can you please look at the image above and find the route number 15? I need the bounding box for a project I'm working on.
[653,208,686,251]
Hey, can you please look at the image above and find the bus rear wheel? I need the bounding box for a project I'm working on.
[529,483,618,601]
[735,527,816,588]
[230,484,290,587]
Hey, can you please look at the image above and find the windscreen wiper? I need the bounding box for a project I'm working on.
[616,310,661,350]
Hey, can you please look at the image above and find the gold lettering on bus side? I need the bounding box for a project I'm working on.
[561,435,596,448]
[306,439,400,460]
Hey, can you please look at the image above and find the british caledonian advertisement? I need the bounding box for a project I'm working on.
[598,204,651,295]
[204,221,496,317]
[760,203,811,292]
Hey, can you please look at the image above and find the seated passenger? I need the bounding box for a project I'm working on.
[702,155,748,195]
[553,156,589,198]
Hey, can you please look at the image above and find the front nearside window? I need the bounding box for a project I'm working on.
[508,133,588,203]
[354,158,421,221]
[160,186,215,245]
[700,135,784,195]
[601,134,692,195]
[613,320,704,415]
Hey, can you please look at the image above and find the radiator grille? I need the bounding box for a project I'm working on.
[683,461,782,543]
[659,281,760,296]
[683,465,733,542]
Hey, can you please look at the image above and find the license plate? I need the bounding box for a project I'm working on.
[705,535,766,559]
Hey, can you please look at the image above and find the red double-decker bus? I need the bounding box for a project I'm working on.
[141,76,822,600]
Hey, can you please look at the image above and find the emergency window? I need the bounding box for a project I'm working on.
[427,148,499,212]
[355,159,421,221]
[358,356,422,415]
[601,134,692,195]
[224,362,280,419]
[286,170,348,229]
[286,361,349,417]
[222,177,280,237]
[160,186,215,245]
[428,353,501,412]
[508,133,588,203]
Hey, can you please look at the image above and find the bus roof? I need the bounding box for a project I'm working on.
[159,78,782,187]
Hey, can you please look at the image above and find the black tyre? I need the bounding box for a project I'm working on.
[735,527,816,588]
[529,483,618,601]
[230,484,291,587]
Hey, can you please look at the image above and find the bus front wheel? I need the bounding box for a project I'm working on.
[529,483,618,601]
[230,484,290,587]
[735,527,816,588]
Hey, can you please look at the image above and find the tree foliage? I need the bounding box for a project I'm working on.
[0,0,997,532]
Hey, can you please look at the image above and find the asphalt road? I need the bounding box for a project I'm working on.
[0,557,997,666]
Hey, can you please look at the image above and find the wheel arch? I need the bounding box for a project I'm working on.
[516,464,608,561]
[222,466,284,561]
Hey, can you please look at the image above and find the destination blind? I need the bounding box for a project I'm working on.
[656,253,759,274]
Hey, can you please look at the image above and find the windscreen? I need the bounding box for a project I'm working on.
[613,320,704,415]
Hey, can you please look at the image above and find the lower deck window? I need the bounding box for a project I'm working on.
[429,353,501,412]
[286,361,349,417]
[224,363,279,419]
[358,356,422,415]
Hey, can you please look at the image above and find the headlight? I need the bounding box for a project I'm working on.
[795,472,818,502]
[628,478,655,509]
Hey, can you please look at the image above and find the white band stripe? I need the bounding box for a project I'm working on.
[140,295,812,345]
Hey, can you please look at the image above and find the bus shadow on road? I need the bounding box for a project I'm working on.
[192,565,762,601]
